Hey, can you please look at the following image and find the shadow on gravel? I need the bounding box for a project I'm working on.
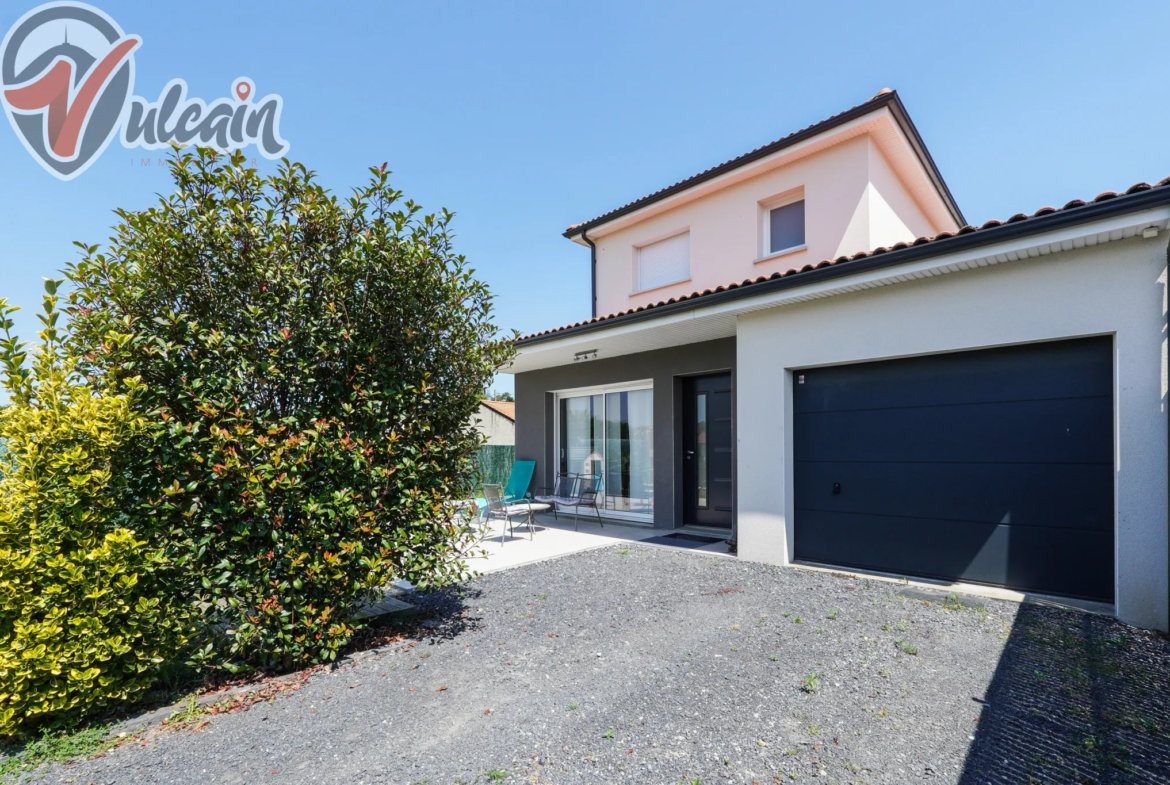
[396,586,482,643]
[958,604,1170,784]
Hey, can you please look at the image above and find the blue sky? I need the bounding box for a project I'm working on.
[2,0,1168,396]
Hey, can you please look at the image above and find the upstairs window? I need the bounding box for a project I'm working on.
[769,200,805,254]
[637,232,690,292]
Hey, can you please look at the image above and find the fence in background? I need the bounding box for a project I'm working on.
[476,444,514,488]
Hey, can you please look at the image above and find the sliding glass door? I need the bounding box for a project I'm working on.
[558,385,653,520]
[559,394,604,479]
[604,390,653,515]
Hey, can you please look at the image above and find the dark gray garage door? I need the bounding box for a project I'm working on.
[793,337,1114,602]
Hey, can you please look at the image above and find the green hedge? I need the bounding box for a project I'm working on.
[0,148,513,732]
[0,285,193,735]
[476,445,514,488]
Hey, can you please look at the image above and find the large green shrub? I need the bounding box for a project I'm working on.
[67,149,513,668]
[0,283,192,735]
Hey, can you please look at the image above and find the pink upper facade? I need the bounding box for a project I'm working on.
[567,91,964,318]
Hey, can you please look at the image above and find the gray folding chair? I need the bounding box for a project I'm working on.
[534,474,580,521]
[483,483,539,543]
[553,474,604,531]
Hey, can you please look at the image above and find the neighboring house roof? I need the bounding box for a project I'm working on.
[519,177,1170,346]
[480,400,515,421]
[563,89,966,240]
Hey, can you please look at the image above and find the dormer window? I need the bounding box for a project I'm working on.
[769,199,806,254]
[637,231,690,292]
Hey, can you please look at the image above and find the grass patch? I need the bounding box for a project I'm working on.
[0,725,116,781]
[895,638,918,655]
[942,593,965,611]
[801,673,821,694]
[484,769,509,781]
[162,693,211,729]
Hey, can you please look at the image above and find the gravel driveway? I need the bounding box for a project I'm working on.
[32,544,1170,784]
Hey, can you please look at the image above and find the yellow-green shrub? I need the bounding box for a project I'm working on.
[0,282,192,735]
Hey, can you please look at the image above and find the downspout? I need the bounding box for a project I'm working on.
[1166,233,1170,631]
[582,227,598,319]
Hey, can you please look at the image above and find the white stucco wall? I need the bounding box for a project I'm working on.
[590,133,951,318]
[471,406,515,446]
[865,136,935,250]
[736,233,1169,631]
[591,136,867,317]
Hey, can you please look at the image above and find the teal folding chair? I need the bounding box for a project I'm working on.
[501,460,535,502]
[473,459,536,514]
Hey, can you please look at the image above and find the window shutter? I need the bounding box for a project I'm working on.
[638,232,690,291]
[770,200,805,253]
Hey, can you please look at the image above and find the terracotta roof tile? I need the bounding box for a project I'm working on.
[517,178,1166,343]
[480,400,515,421]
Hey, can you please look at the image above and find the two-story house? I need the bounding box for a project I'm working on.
[506,89,1170,632]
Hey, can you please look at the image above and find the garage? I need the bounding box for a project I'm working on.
[793,337,1114,602]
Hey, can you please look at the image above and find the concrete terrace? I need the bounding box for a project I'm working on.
[464,512,734,574]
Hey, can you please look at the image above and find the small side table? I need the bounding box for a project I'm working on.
[507,501,550,542]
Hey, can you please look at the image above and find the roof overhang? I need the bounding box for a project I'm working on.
[509,192,1170,374]
[564,91,965,242]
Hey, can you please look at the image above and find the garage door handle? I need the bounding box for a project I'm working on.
[832,482,841,495]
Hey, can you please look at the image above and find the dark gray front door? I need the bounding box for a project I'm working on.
[684,373,733,528]
[793,337,1114,602]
